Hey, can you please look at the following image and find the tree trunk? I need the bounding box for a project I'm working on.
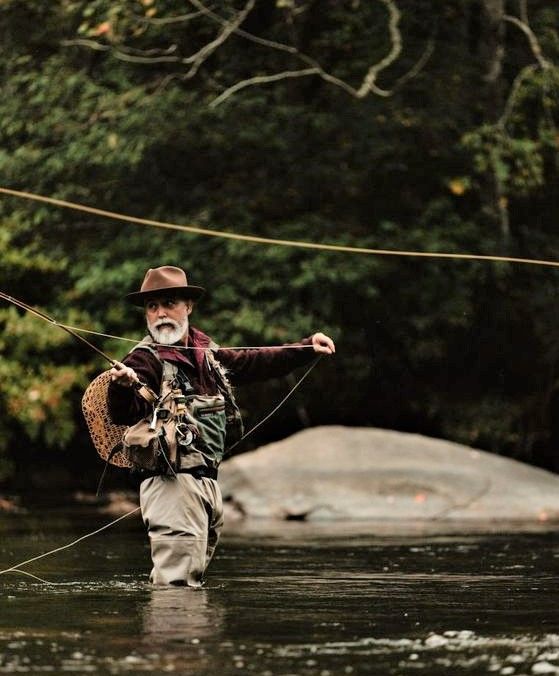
[476,0,510,242]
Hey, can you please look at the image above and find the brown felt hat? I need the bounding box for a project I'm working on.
[125,266,205,306]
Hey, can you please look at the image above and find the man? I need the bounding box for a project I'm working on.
[108,265,335,586]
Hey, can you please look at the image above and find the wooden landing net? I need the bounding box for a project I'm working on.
[82,371,132,468]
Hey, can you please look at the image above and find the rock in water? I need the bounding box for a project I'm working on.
[220,426,559,524]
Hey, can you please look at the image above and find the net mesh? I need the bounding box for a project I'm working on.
[81,371,132,468]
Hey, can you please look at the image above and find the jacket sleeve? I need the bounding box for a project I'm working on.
[107,349,162,426]
[215,336,315,385]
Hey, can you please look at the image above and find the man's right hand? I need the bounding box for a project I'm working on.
[110,361,139,388]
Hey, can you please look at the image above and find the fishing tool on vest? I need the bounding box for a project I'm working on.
[120,352,233,475]
[83,337,244,484]
[122,362,190,474]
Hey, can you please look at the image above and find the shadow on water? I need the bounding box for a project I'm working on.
[0,508,558,675]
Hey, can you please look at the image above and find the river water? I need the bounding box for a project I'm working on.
[0,509,558,675]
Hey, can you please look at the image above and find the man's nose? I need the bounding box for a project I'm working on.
[157,305,167,317]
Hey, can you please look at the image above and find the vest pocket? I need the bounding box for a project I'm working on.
[187,395,227,465]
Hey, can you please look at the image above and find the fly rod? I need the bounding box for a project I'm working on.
[0,290,157,401]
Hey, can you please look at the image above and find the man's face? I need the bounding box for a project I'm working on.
[145,296,192,345]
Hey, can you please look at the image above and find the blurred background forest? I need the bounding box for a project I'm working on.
[1,0,559,493]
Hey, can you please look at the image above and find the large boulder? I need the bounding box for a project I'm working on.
[220,426,559,524]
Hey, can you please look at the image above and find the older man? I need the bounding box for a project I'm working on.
[108,266,335,586]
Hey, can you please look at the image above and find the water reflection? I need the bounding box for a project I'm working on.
[142,587,225,644]
[0,511,558,675]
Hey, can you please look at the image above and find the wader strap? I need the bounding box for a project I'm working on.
[162,360,178,383]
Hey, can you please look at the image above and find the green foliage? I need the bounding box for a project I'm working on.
[463,123,548,197]
[0,309,90,451]
[1,0,559,489]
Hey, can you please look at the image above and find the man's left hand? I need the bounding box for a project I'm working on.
[311,332,336,355]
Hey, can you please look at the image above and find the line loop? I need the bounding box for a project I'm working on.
[2,186,559,268]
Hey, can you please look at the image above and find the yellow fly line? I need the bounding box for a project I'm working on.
[2,186,559,269]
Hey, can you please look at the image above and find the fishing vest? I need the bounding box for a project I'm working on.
[122,340,243,474]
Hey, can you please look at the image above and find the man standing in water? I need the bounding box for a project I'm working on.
[108,266,335,586]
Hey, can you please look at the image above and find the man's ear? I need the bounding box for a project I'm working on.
[185,300,194,315]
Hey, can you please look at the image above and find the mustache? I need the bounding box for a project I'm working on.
[151,318,181,330]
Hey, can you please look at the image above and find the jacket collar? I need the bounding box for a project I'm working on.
[154,325,212,368]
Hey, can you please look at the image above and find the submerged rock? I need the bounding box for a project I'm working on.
[220,426,559,524]
[73,490,139,516]
[0,496,23,514]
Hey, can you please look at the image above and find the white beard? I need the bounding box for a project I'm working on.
[148,316,189,345]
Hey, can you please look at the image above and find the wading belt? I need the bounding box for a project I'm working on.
[134,464,218,481]
[179,465,218,480]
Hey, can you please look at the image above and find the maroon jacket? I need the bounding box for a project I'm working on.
[107,326,315,426]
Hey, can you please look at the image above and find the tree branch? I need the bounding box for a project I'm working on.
[189,0,362,96]
[388,36,435,93]
[64,0,433,104]
[518,0,528,26]
[496,9,556,130]
[62,0,255,73]
[201,0,433,104]
[356,0,402,97]
[181,0,256,81]
[210,68,320,107]
[503,13,551,70]
[138,8,209,26]
[497,62,538,129]
[61,39,183,65]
